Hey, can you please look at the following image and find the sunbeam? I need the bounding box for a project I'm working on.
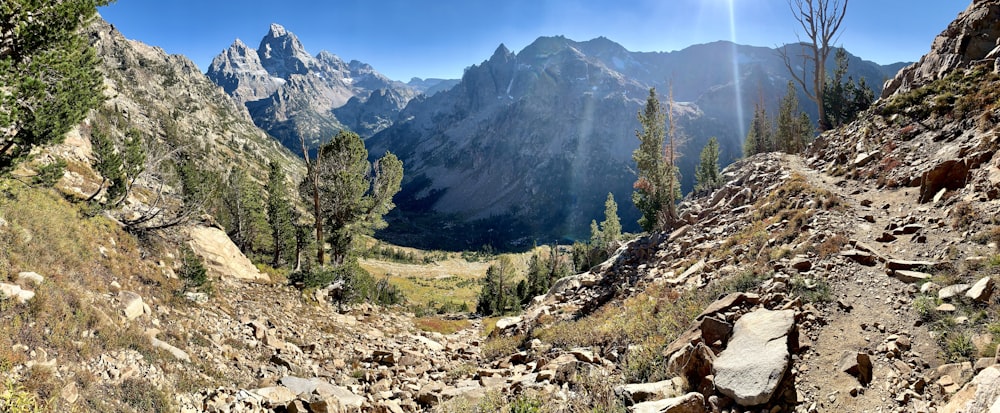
[727,0,746,140]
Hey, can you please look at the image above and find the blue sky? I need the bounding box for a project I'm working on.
[99,0,969,81]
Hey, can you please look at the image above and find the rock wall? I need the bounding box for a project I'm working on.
[883,0,1000,97]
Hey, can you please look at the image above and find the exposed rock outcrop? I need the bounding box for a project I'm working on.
[206,23,417,149]
[186,225,269,282]
[884,0,1000,96]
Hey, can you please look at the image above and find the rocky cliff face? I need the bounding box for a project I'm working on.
[206,24,417,151]
[883,0,1000,97]
[85,18,303,183]
[368,36,902,250]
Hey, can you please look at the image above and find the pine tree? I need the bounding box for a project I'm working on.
[775,81,814,154]
[694,137,722,194]
[744,98,775,157]
[221,169,266,253]
[0,0,112,173]
[662,87,683,226]
[88,127,123,202]
[119,128,146,205]
[266,161,294,267]
[476,256,515,316]
[599,193,621,252]
[823,48,875,128]
[632,87,682,232]
[307,130,404,266]
[633,88,666,232]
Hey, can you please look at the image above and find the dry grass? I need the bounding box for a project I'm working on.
[531,283,707,383]
[414,317,471,335]
[0,180,171,407]
[359,244,543,313]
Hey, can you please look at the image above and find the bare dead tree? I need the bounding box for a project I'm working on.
[658,84,684,230]
[120,140,211,233]
[779,0,848,132]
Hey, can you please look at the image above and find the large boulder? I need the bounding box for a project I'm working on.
[186,225,269,282]
[712,309,796,406]
[940,366,1000,413]
[919,160,970,203]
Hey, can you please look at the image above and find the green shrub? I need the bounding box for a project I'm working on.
[292,260,404,306]
[0,378,43,413]
[116,378,174,413]
[509,395,543,413]
[178,245,208,290]
[33,159,66,187]
[944,332,976,363]
[790,277,832,303]
[913,296,938,322]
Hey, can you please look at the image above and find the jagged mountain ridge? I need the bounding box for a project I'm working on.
[206,24,418,151]
[367,35,903,250]
[83,18,304,187]
[406,77,460,97]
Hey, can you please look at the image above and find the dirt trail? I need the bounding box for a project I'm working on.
[785,154,946,412]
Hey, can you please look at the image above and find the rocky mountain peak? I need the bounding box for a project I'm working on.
[257,22,315,79]
[490,43,515,63]
[883,0,1000,96]
[267,22,288,37]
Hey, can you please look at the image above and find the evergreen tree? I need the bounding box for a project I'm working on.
[306,130,404,266]
[633,88,666,232]
[0,0,112,173]
[477,256,516,316]
[599,193,621,252]
[632,87,682,232]
[119,128,146,205]
[775,82,814,154]
[88,127,122,202]
[221,169,266,253]
[694,137,722,194]
[823,48,875,128]
[744,99,775,157]
[521,246,570,306]
[662,87,683,226]
[266,161,295,268]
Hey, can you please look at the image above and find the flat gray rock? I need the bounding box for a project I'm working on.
[631,392,706,413]
[713,309,795,406]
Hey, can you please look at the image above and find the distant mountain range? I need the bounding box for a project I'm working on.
[206,27,905,250]
[206,24,425,150]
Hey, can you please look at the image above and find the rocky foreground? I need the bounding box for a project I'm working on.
[5,151,991,413]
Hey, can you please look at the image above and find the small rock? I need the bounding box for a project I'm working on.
[965,277,995,303]
[892,270,932,284]
[631,392,707,413]
[16,272,44,286]
[839,351,873,386]
[120,291,145,320]
[938,284,971,301]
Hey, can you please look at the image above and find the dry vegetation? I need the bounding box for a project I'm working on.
[0,180,178,411]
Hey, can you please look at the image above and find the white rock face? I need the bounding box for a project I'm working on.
[186,225,269,282]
